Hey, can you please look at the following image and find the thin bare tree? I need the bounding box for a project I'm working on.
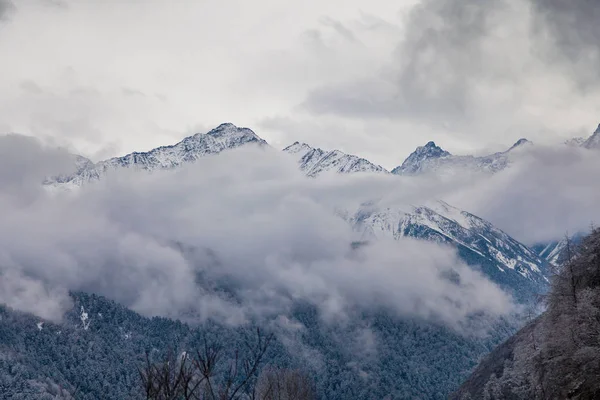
[139,328,279,400]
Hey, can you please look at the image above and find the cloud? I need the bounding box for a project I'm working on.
[0,134,74,202]
[319,17,362,44]
[0,0,14,21]
[530,0,600,88]
[3,129,600,332]
[300,0,600,150]
[3,0,596,165]
[446,145,600,244]
[0,137,513,330]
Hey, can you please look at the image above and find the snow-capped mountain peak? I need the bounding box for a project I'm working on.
[508,138,531,151]
[282,141,314,155]
[392,138,532,176]
[423,141,445,151]
[203,122,265,147]
[283,142,387,177]
[391,141,451,175]
[46,123,268,186]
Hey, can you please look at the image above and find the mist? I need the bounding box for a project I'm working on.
[0,134,517,332]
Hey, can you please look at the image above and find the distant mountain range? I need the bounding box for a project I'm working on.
[43,123,550,294]
[12,122,596,399]
[46,123,268,186]
[46,122,600,185]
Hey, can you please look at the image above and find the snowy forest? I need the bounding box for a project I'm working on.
[453,228,600,399]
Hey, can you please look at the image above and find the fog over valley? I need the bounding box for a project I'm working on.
[1,0,599,398]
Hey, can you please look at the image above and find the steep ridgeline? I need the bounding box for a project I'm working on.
[391,139,532,176]
[583,123,600,149]
[348,200,548,300]
[45,123,268,186]
[282,142,387,177]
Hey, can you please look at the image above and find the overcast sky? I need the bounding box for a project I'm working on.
[1,0,599,168]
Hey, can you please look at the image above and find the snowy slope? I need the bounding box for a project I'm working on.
[533,233,584,267]
[583,124,600,150]
[349,200,547,294]
[283,142,387,177]
[391,139,532,176]
[46,123,268,186]
[536,239,569,266]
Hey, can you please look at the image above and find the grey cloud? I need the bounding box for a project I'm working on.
[300,0,600,143]
[0,0,14,21]
[302,0,512,123]
[530,0,600,87]
[0,140,513,330]
[0,270,71,322]
[0,134,75,201]
[437,145,600,245]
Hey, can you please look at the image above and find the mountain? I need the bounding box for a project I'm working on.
[563,123,600,150]
[349,200,547,299]
[10,124,556,399]
[283,142,387,177]
[1,291,516,400]
[46,123,268,186]
[583,123,600,150]
[452,228,600,399]
[532,233,586,268]
[534,239,569,266]
[391,141,450,175]
[392,139,532,176]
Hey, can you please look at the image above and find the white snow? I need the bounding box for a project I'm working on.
[283,142,387,177]
[348,200,546,283]
[80,306,91,330]
[392,139,531,176]
[46,123,268,187]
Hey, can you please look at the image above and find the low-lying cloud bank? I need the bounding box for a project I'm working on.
[0,135,514,330]
[2,133,599,329]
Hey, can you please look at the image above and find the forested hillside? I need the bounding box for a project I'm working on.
[0,291,517,400]
[452,228,600,399]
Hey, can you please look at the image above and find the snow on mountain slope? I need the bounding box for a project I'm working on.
[283,142,387,177]
[583,124,600,150]
[349,200,547,294]
[536,239,569,266]
[391,139,532,176]
[533,233,585,267]
[46,123,268,186]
